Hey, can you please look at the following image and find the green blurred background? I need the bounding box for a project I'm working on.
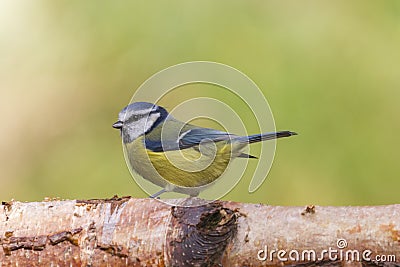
[1,1,399,205]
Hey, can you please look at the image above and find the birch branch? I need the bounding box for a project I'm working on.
[0,197,399,266]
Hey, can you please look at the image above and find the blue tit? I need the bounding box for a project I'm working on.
[113,102,296,198]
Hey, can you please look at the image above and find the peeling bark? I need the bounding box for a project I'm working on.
[0,197,399,266]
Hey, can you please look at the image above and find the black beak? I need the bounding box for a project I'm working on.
[112,121,123,129]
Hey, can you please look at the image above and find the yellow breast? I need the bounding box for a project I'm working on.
[125,136,236,188]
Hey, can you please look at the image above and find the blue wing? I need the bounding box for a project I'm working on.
[145,128,235,152]
[144,128,296,164]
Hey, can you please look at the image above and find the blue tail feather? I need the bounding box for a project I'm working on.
[238,131,297,144]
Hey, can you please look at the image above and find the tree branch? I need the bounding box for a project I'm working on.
[1,197,399,266]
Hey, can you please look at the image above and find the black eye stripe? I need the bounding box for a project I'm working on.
[127,114,146,123]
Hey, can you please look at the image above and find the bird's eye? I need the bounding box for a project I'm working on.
[132,114,144,121]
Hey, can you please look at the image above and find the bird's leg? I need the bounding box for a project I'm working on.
[149,188,166,199]
[189,191,199,198]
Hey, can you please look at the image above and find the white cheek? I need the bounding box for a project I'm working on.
[144,113,161,131]
[123,114,160,142]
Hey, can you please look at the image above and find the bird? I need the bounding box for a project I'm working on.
[113,102,296,198]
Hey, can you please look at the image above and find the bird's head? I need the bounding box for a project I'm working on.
[113,102,169,143]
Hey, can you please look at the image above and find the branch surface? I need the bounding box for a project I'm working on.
[0,197,399,266]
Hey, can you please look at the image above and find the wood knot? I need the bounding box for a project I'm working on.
[168,201,237,266]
